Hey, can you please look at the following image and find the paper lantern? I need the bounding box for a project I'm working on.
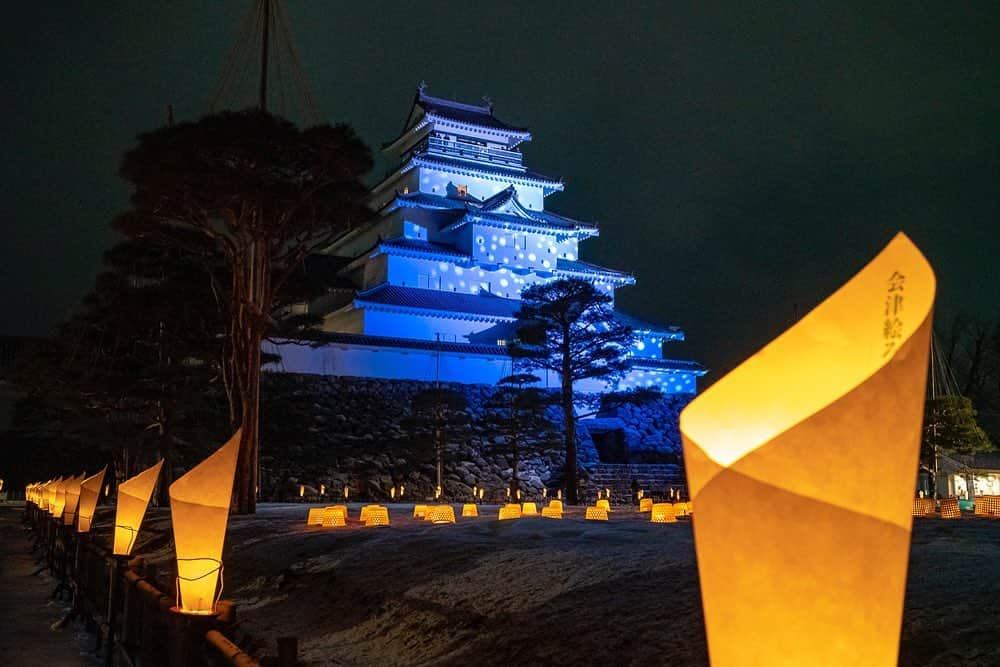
[391,487,396,499]
[911,498,934,516]
[308,505,347,525]
[541,506,562,519]
[321,506,347,527]
[344,485,350,499]
[974,495,1000,516]
[542,487,548,498]
[360,505,386,524]
[498,503,521,520]
[673,502,688,518]
[427,505,456,524]
[585,506,608,521]
[548,500,563,513]
[113,460,164,556]
[680,233,934,666]
[557,489,562,500]
[650,503,676,523]
[521,502,538,516]
[478,488,484,500]
[461,504,478,517]
[413,504,428,518]
[639,498,653,512]
[62,472,86,526]
[363,505,389,527]
[306,507,323,525]
[319,484,325,496]
[169,431,239,615]
[596,499,611,512]
[77,468,106,533]
[939,497,961,519]
[299,485,304,498]
[51,477,67,518]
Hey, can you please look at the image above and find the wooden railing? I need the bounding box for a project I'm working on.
[24,504,298,667]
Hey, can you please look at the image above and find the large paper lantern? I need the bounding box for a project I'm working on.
[461,504,478,518]
[540,506,562,519]
[360,505,388,525]
[364,506,390,527]
[51,477,67,518]
[413,504,428,519]
[498,503,521,520]
[548,500,563,513]
[680,233,934,666]
[521,502,538,516]
[585,506,608,521]
[639,498,653,512]
[113,460,164,556]
[596,499,611,512]
[62,473,86,526]
[77,468,107,533]
[650,503,676,523]
[427,505,456,524]
[321,506,347,527]
[169,430,240,615]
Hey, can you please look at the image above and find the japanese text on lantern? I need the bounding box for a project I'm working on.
[882,270,905,357]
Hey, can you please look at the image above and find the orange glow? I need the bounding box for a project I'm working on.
[427,505,456,524]
[974,496,999,516]
[113,460,164,556]
[585,506,608,521]
[62,473,86,526]
[169,431,240,615]
[77,468,106,533]
[548,500,563,513]
[639,498,653,512]
[461,504,478,517]
[498,503,521,520]
[540,506,562,519]
[596,499,611,512]
[650,503,676,523]
[939,497,960,519]
[680,233,935,666]
[322,507,347,527]
[911,498,935,516]
[363,505,390,527]
[521,502,538,516]
[51,477,67,519]
[413,504,428,519]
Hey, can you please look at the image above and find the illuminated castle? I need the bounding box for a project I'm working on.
[267,85,705,393]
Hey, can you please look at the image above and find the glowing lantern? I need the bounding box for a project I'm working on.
[299,485,305,498]
[585,506,608,521]
[638,489,644,500]
[427,505,456,524]
[540,506,562,519]
[548,500,563,513]
[673,502,688,518]
[306,508,323,525]
[63,472,86,526]
[363,505,389,527]
[506,488,511,499]
[169,431,239,615]
[51,477,67,518]
[679,233,935,666]
[413,504,428,518]
[542,487,548,498]
[974,496,1000,516]
[391,487,396,499]
[104,484,110,497]
[650,503,676,523]
[113,460,164,556]
[596,499,611,513]
[498,504,521,520]
[478,488,484,500]
[77,468,106,533]
[639,498,653,512]
[911,498,932,516]
[435,486,441,500]
[400,484,405,497]
[516,489,522,500]
[939,497,960,519]
[319,484,325,496]
[473,485,478,498]
[321,507,347,527]
[521,502,538,516]
[605,487,610,498]
[557,490,562,500]
[344,485,349,499]
[461,504,478,517]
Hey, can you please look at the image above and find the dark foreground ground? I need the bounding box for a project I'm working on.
[7,503,1000,666]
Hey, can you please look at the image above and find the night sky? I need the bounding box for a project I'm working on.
[3,2,998,382]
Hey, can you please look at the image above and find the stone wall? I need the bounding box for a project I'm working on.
[260,373,690,502]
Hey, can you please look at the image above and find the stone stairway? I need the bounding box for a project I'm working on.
[586,463,688,505]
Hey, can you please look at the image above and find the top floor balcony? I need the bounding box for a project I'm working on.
[423,135,525,170]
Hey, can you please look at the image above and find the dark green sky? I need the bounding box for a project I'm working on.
[3,1,998,379]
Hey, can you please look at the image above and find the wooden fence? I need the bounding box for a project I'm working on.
[24,504,298,667]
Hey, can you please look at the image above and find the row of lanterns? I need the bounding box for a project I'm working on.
[25,430,242,617]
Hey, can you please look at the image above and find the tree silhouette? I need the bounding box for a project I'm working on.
[115,110,372,512]
[509,279,634,504]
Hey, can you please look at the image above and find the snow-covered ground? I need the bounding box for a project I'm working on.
[109,503,999,666]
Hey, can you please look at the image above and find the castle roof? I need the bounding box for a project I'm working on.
[630,357,708,375]
[410,153,563,194]
[305,331,508,356]
[555,258,634,283]
[355,284,521,321]
[416,90,530,135]
[378,238,471,262]
[612,311,686,338]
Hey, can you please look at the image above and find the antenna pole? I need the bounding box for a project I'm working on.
[259,0,270,111]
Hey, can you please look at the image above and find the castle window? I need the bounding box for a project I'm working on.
[456,184,468,198]
[497,339,507,346]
